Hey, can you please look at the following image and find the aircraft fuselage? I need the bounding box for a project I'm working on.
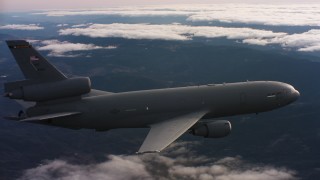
[4,40,301,153]
[26,81,299,130]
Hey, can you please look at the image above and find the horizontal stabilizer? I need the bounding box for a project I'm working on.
[20,112,81,122]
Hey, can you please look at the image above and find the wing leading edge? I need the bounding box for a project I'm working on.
[138,110,208,154]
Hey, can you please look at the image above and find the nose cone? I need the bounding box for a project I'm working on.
[292,89,300,101]
[280,83,300,105]
[286,84,300,104]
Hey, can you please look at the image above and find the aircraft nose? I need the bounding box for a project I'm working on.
[292,89,300,101]
[282,83,300,104]
[287,85,300,103]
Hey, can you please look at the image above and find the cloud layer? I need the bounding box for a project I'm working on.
[185,4,320,26]
[35,4,320,27]
[19,142,297,180]
[0,24,44,30]
[59,23,285,41]
[242,29,320,52]
[58,23,320,52]
[31,4,320,53]
[35,40,116,57]
[34,8,194,17]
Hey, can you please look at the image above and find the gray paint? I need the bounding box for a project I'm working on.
[6,40,66,81]
[3,40,300,152]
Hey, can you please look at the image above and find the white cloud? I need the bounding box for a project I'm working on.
[242,38,270,46]
[34,9,194,17]
[34,4,320,27]
[59,23,320,52]
[35,40,116,57]
[185,4,320,27]
[71,23,93,28]
[19,142,297,180]
[273,29,320,52]
[19,156,150,180]
[28,4,320,52]
[57,24,69,27]
[299,45,320,52]
[59,23,286,41]
[243,29,320,52]
[0,24,44,30]
[60,23,190,40]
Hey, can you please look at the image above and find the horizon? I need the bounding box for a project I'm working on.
[1,0,320,12]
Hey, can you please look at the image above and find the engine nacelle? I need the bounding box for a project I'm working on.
[6,77,91,102]
[191,120,232,138]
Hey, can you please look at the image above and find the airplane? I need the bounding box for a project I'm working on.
[3,40,300,153]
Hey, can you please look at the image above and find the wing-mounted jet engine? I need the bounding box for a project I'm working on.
[190,120,232,138]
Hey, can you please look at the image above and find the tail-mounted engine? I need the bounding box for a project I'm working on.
[4,77,91,102]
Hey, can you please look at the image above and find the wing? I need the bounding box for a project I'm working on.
[20,112,81,122]
[137,110,208,154]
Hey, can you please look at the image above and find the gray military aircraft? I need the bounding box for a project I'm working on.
[3,40,300,153]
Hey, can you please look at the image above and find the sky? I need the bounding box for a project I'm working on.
[1,0,320,12]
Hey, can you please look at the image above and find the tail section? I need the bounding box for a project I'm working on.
[6,40,66,82]
[4,40,91,102]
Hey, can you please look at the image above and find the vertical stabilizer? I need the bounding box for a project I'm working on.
[6,40,66,82]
